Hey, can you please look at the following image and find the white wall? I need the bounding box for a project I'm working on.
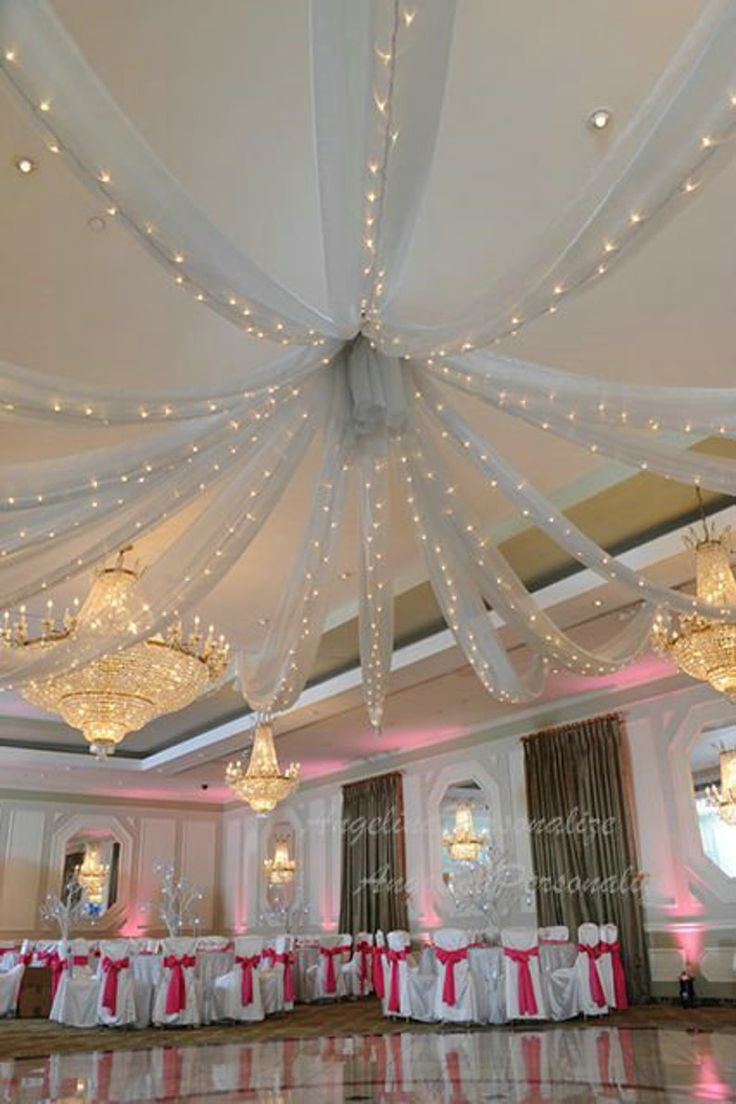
[0,792,221,940]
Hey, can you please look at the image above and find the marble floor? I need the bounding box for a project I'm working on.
[0,1025,734,1103]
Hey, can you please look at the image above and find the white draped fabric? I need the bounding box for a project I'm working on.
[1,0,736,728]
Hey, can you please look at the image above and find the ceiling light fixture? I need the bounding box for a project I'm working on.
[15,156,36,174]
[588,108,612,131]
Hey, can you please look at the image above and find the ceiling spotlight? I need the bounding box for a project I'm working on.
[588,108,612,131]
[87,216,106,233]
[593,598,604,608]
[15,156,36,174]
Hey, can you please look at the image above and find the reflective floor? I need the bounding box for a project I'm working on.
[0,1025,735,1103]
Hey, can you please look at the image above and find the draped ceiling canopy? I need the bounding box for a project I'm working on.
[1,0,736,736]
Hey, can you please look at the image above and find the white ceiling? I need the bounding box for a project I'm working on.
[1,0,735,795]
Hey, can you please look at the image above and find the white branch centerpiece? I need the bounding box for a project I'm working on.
[443,845,518,930]
[146,863,204,938]
[40,873,91,939]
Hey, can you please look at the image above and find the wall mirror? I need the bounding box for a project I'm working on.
[263,820,298,913]
[690,723,736,878]
[62,830,121,917]
[440,779,492,877]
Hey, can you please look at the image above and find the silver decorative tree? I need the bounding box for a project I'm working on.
[40,873,90,939]
[442,845,517,929]
[148,863,204,937]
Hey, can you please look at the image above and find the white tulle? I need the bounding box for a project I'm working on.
[1,0,736,720]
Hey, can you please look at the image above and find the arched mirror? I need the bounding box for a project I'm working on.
[690,723,736,878]
[62,831,121,917]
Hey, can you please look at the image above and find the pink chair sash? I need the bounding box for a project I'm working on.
[579,943,607,1008]
[261,946,277,967]
[235,953,260,1006]
[435,945,468,1007]
[273,951,296,1002]
[503,946,539,1016]
[319,944,350,994]
[37,950,64,1001]
[101,956,129,1016]
[372,945,385,999]
[385,947,408,1013]
[19,952,33,966]
[599,939,628,1009]
[62,954,90,970]
[163,954,196,1014]
[539,938,568,945]
[355,940,372,996]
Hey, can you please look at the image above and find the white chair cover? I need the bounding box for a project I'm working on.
[0,963,24,1018]
[260,934,296,1014]
[50,940,100,1028]
[341,931,374,998]
[501,928,546,1021]
[432,928,477,1024]
[152,937,200,1026]
[96,939,139,1027]
[598,922,628,1009]
[304,933,352,1001]
[540,926,579,1023]
[213,936,264,1023]
[574,923,609,1017]
[467,945,505,1024]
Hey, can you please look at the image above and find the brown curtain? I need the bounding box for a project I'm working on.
[339,771,409,934]
[523,712,650,1002]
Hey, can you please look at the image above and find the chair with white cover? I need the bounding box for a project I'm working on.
[539,926,579,1022]
[432,928,477,1024]
[387,930,436,1022]
[260,935,296,1014]
[213,936,264,1023]
[50,940,100,1028]
[597,922,628,1010]
[0,958,24,1018]
[574,923,608,1017]
[96,940,139,1027]
[342,931,374,998]
[152,937,200,1026]
[304,933,352,1001]
[501,928,546,1021]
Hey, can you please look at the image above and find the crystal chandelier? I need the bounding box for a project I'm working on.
[443,800,488,863]
[264,837,297,885]
[706,749,736,827]
[226,717,299,815]
[3,550,229,758]
[75,842,109,906]
[653,513,736,700]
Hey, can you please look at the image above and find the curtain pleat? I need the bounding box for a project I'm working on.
[339,771,409,934]
[523,713,651,1002]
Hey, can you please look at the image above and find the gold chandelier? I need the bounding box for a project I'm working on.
[653,517,736,700]
[706,749,736,827]
[4,551,229,759]
[264,837,297,885]
[75,842,109,905]
[443,800,488,863]
[226,718,299,815]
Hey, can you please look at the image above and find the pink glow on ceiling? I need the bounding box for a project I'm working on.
[547,653,674,697]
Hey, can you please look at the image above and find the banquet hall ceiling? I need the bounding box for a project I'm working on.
[1,0,735,766]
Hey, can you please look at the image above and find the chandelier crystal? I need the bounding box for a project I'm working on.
[226,718,299,815]
[75,842,109,906]
[653,522,736,700]
[264,837,297,885]
[706,749,736,827]
[443,800,488,863]
[4,551,229,759]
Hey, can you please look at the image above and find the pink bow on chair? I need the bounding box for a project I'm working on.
[101,956,129,1016]
[386,947,408,1013]
[579,942,607,1008]
[435,945,468,1007]
[163,954,196,1014]
[599,939,628,1009]
[261,946,277,967]
[372,945,385,999]
[235,953,260,1006]
[273,950,296,1002]
[503,946,539,1015]
[319,944,350,994]
[355,940,372,996]
[37,950,64,1001]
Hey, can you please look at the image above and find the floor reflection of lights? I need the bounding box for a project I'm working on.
[0,1025,734,1103]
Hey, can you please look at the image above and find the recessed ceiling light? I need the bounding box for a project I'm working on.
[87,216,106,233]
[588,108,612,131]
[593,598,604,608]
[15,156,36,174]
